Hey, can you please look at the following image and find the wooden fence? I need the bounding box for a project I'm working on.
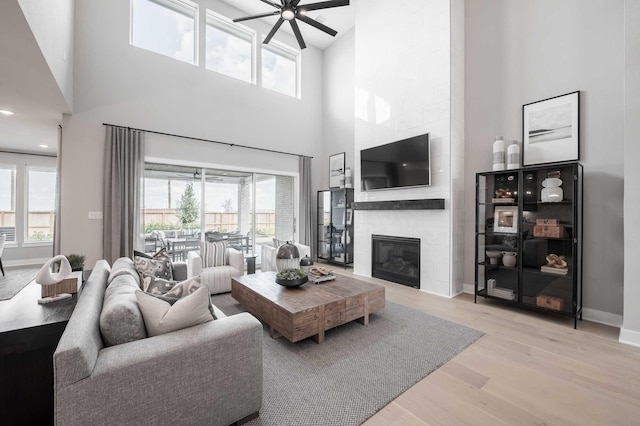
[142,209,275,234]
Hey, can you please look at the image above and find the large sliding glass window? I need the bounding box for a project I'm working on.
[0,164,16,242]
[143,165,202,233]
[142,164,295,267]
[131,0,198,65]
[26,166,56,241]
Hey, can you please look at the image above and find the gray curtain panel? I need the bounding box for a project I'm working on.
[298,156,314,257]
[103,126,144,263]
[53,125,62,256]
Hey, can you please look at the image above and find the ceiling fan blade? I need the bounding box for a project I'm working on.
[296,14,337,37]
[298,0,349,12]
[264,18,285,44]
[234,11,280,23]
[259,0,283,9]
[290,19,307,49]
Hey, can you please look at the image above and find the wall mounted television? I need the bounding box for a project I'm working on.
[361,133,431,191]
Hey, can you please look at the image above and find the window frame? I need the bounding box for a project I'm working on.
[261,38,301,99]
[0,163,17,244]
[130,0,200,66]
[205,10,257,84]
[25,165,57,244]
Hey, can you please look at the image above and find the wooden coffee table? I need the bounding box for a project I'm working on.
[231,271,385,343]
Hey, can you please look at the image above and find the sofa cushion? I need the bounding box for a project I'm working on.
[134,248,173,282]
[201,241,227,268]
[100,274,147,346]
[136,279,214,337]
[108,257,140,286]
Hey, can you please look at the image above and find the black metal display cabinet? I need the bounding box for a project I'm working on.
[475,162,583,328]
[317,188,354,267]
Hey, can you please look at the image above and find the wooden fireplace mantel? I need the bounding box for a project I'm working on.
[352,198,445,211]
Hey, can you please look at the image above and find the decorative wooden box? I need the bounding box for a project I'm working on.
[536,295,564,311]
[536,218,559,226]
[533,224,567,239]
[41,271,82,297]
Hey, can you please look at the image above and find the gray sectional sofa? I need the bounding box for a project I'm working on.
[53,259,263,426]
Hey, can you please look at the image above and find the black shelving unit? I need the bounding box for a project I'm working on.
[317,188,354,267]
[474,162,583,328]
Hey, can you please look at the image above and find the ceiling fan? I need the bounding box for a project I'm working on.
[233,0,350,49]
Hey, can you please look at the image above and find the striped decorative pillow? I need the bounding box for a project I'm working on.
[201,241,227,268]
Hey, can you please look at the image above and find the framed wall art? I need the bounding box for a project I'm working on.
[522,91,580,166]
[494,206,518,234]
[329,152,345,188]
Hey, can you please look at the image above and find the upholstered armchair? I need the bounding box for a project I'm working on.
[187,243,244,294]
[0,234,5,276]
[260,242,311,272]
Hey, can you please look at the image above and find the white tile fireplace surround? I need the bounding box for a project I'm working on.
[353,208,452,297]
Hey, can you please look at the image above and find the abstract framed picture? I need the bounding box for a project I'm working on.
[494,206,518,234]
[329,152,345,188]
[522,91,580,166]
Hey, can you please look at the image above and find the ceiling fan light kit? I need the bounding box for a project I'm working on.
[234,0,350,49]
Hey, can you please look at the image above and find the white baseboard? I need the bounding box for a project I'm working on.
[582,308,623,328]
[4,258,48,267]
[619,327,640,347]
[462,283,622,328]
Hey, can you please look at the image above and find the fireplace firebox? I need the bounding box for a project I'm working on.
[371,235,420,288]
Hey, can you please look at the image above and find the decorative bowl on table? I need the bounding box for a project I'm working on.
[275,269,308,287]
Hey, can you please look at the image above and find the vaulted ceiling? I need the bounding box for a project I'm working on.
[0,1,356,156]
[220,0,356,50]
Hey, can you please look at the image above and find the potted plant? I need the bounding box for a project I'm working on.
[66,254,85,272]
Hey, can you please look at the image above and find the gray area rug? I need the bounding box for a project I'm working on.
[212,293,484,426]
[0,266,41,301]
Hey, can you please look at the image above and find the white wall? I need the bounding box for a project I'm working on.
[17,0,74,111]
[322,28,355,189]
[61,0,324,266]
[353,0,464,297]
[0,152,57,265]
[621,0,640,345]
[464,0,625,323]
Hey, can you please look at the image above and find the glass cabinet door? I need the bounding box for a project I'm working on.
[520,164,577,314]
[330,189,346,262]
[317,191,331,260]
[476,171,520,302]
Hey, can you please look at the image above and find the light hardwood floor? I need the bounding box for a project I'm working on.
[324,267,640,425]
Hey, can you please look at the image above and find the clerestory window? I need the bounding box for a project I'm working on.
[131,0,198,65]
[261,40,300,98]
[205,11,255,84]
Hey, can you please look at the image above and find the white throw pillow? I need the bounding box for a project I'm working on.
[135,285,213,337]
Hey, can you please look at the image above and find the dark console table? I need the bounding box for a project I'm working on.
[0,279,80,425]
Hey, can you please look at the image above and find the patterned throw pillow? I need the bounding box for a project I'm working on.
[200,241,227,268]
[134,248,173,285]
[135,278,215,337]
[142,276,178,295]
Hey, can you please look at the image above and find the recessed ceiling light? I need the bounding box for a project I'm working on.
[39,144,49,148]
[0,109,15,116]
[315,15,326,24]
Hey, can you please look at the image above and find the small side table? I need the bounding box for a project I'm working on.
[244,254,258,274]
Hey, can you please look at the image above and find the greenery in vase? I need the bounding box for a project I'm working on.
[276,269,307,280]
[66,254,85,270]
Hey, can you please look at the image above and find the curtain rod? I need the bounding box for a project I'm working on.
[102,123,313,159]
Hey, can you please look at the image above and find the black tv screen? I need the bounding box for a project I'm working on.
[361,133,431,191]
